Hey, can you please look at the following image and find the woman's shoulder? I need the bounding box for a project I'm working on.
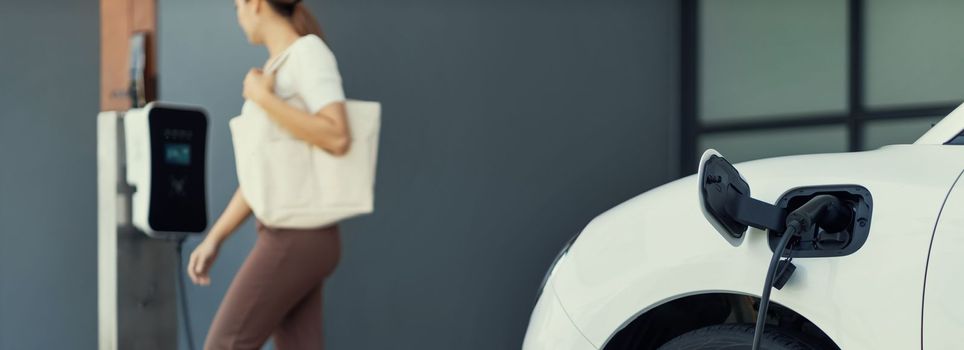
[291,35,336,61]
[284,34,341,82]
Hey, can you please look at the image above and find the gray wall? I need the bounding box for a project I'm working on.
[0,0,678,348]
[160,1,679,349]
[0,1,100,349]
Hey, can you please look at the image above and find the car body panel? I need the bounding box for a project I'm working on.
[522,284,598,350]
[548,145,964,349]
[922,169,964,348]
[916,103,964,145]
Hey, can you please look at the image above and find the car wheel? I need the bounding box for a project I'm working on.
[657,324,822,350]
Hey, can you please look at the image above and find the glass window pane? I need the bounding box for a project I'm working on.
[862,116,944,150]
[700,0,847,122]
[866,0,964,108]
[698,125,848,164]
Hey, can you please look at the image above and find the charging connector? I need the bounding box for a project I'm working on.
[751,195,853,350]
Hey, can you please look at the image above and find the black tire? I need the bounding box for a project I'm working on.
[657,324,823,350]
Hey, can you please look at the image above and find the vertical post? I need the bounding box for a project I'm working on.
[847,0,865,151]
[99,0,171,345]
[98,113,178,350]
[97,112,120,350]
[680,0,699,175]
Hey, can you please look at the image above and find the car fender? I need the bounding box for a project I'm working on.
[550,145,964,349]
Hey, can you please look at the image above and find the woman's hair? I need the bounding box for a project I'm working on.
[263,0,325,39]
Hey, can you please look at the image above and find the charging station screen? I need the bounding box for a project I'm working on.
[149,106,208,232]
[164,143,191,166]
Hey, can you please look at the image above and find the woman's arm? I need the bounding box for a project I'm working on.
[244,68,351,156]
[187,187,252,286]
[205,187,253,245]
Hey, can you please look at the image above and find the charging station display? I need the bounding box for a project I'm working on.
[164,143,191,166]
[147,106,207,233]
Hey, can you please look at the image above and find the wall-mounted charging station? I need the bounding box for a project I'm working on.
[124,103,208,238]
[97,102,207,350]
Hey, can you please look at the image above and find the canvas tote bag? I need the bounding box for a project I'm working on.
[230,52,380,228]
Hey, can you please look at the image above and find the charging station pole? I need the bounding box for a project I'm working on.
[99,0,180,347]
[97,111,178,350]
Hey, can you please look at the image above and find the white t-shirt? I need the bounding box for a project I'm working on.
[267,34,346,114]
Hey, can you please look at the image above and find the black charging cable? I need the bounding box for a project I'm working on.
[751,195,853,350]
[751,220,800,350]
[175,238,198,350]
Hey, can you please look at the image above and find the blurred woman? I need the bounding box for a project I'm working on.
[187,0,350,348]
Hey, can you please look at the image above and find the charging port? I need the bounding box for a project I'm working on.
[770,185,873,258]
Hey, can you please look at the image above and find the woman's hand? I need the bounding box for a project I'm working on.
[189,188,252,286]
[188,237,222,286]
[243,68,275,104]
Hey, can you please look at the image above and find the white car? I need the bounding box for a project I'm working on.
[523,104,964,350]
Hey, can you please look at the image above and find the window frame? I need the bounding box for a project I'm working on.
[679,0,960,174]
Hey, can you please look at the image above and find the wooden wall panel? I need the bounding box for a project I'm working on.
[100,0,156,111]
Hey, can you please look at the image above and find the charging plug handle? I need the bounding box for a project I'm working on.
[786,194,853,235]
